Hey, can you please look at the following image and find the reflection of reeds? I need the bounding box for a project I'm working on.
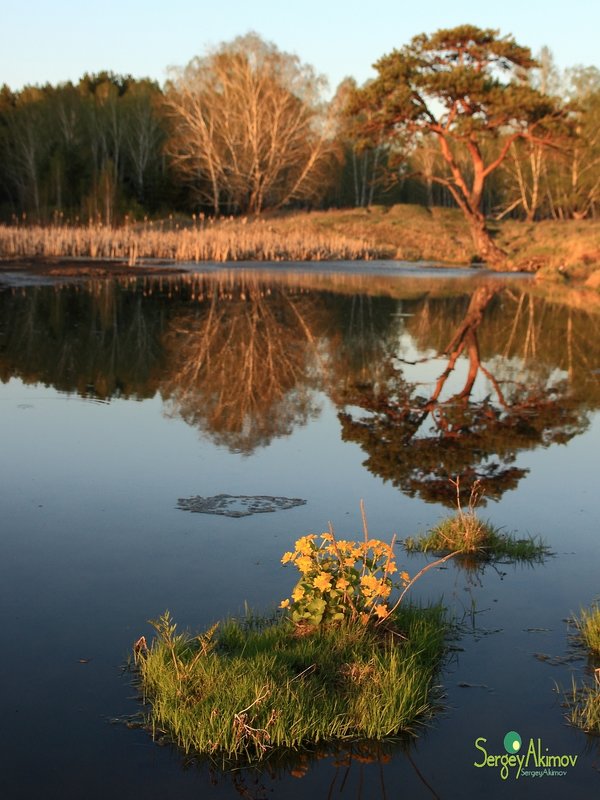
[0,221,389,263]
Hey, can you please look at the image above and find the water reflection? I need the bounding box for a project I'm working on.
[159,279,324,453]
[339,285,592,505]
[181,738,442,800]
[1,270,599,498]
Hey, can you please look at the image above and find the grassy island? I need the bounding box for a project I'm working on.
[134,514,454,763]
[135,605,447,764]
[404,479,549,562]
[404,516,549,562]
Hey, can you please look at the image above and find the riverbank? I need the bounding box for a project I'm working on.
[1,206,599,284]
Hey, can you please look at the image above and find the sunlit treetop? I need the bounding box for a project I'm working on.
[362,25,559,138]
[349,25,568,266]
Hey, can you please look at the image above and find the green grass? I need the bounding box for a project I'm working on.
[566,680,600,734]
[565,605,600,734]
[134,605,448,765]
[404,514,549,562]
[573,605,600,656]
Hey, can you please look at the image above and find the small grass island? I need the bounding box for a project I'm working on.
[133,511,455,763]
[135,605,447,764]
[132,496,548,763]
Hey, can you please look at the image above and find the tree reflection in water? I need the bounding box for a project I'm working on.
[195,738,441,800]
[337,283,592,506]
[0,271,598,501]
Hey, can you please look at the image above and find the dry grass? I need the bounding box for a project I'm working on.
[498,218,600,279]
[404,479,549,561]
[0,217,391,264]
[1,206,599,276]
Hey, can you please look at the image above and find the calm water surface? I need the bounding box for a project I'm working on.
[1,265,599,799]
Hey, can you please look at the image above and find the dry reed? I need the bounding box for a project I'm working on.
[0,219,390,264]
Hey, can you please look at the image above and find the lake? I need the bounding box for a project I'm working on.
[1,263,599,799]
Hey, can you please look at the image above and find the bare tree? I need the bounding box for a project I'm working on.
[123,82,165,204]
[164,33,335,214]
[1,88,52,218]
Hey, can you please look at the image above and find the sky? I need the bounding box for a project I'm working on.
[2,0,599,94]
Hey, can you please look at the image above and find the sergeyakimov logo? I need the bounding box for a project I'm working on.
[473,731,578,780]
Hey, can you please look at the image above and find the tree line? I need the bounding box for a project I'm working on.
[1,29,599,231]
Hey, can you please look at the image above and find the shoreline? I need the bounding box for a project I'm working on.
[0,254,597,306]
[1,206,598,288]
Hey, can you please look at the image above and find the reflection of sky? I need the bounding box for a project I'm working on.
[3,374,600,797]
[2,276,600,798]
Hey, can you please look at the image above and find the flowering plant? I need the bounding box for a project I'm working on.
[279,518,410,627]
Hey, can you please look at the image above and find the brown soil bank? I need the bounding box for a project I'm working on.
[0,206,598,286]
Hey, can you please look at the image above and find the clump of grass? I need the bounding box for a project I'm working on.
[573,605,600,657]
[404,519,548,561]
[565,605,600,734]
[134,604,447,765]
[404,478,548,562]
[566,678,600,734]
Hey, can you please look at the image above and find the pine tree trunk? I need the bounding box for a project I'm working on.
[469,216,508,269]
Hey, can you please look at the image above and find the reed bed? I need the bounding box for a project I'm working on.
[2,206,599,274]
[0,220,390,263]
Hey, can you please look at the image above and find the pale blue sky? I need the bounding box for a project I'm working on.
[2,0,598,93]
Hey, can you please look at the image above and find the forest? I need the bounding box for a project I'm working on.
[0,28,599,229]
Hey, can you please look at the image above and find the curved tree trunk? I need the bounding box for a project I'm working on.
[469,216,508,269]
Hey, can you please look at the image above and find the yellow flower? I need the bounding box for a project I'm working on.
[336,577,350,591]
[400,571,410,584]
[313,572,333,592]
[321,532,333,542]
[279,599,290,609]
[360,613,370,625]
[281,551,295,564]
[343,557,356,568]
[360,575,380,591]
[374,604,388,619]
[292,585,305,602]
[296,535,317,555]
[296,556,313,573]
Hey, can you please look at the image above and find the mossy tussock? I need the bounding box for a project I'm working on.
[135,605,447,764]
[404,514,549,562]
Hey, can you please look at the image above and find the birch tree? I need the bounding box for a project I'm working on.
[164,33,335,214]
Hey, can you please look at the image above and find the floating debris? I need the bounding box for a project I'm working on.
[533,652,581,666]
[176,494,306,518]
[458,682,491,690]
